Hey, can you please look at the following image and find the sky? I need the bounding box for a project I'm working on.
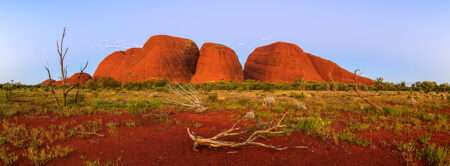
[0,0,449,85]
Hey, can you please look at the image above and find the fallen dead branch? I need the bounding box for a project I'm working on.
[166,83,206,112]
[187,112,307,151]
[354,69,383,111]
[76,131,105,137]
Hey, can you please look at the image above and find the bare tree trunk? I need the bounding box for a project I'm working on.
[45,27,87,106]
[57,27,69,106]
[354,69,383,111]
[45,67,59,106]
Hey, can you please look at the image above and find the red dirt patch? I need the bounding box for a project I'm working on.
[5,110,410,166]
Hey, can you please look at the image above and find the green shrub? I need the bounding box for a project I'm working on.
[85,79,98,90]
[291,116,331,136]
[96,77,121,89]
[338,132,371,147]
[419,133,432,145]
[421,113,436,122]
[423,144,449,166]
[207,93,218,102]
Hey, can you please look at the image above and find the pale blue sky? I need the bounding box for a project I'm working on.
[1,0,449,84]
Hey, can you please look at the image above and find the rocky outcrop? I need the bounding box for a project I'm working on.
[40,79,55,85]
[244,42,324,82]
[190,43,244,83]
[41,73,92,86]
[244,42,373,84]
[92,35,373,85]
[306,53,373,85]
[93,35,199,82]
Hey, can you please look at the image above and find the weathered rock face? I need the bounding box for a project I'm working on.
[190,43,244,83]
[93,48,144,82]
[40,79,55,85]
[244,42,324,82]
[41,73,92,86]
[244,42,373,84]
[306,53,373,85]
[93,35,199,82]
[65,73,92,84]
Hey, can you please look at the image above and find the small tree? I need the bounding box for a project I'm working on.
[45,27,88,106]
[2,80,15,101]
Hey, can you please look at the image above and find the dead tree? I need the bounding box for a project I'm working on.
[354,69,383,111]
[187,112,307,151]
[44,67,59,105]
[167,83,205,112]
[44,27,88,106]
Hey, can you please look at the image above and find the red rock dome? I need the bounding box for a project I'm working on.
[65,73,92,84]
[244,42,373,84]
[40,79,56,85]
[93,48,144,82]
[306,53,373,85]
[40,73,92,86]
[190,43,244,83]
[244,42,324,83]
[93,35,199,82]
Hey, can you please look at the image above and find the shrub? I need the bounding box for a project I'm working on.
[291,116,331,136]
[207,93,218,102]
[85,79,98,90]
[96,77,121,89]
[338,132,371,147]
[423,144,449,166]
[419,133,432,145]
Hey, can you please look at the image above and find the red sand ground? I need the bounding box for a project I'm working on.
[7,107,448,166]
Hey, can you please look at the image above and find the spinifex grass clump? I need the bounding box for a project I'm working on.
[290,116,332,137]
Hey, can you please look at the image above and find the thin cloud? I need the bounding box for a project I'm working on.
[238,42,247,46]
[98,40,141,51]
[260,37,271,40]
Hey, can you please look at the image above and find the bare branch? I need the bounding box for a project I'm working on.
[354,69,383,111]
[187,112,307,151]
[44,66,59,106]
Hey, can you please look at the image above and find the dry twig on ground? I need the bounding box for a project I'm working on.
[187,112,307,151]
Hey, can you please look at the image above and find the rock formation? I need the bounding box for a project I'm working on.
[92,35,373,85]
[93,35,199,82]
[306,53,373,85]
[41,73,92,86]
[40,79,55,85]
[190,43,244,83]
[244,42,324,82]
[244,42,373,84]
